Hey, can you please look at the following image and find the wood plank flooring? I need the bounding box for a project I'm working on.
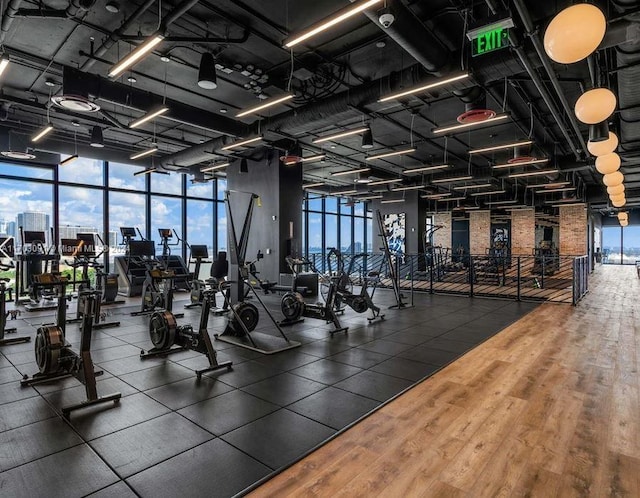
[249,265,640,497]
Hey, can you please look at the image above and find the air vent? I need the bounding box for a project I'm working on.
[51,94,100,112]
[1,150,36,160]
[457,108,497,124]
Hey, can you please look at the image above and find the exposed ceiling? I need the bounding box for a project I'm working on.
[0,0,638,213]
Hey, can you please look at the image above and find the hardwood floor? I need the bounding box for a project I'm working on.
[249,265,640,497]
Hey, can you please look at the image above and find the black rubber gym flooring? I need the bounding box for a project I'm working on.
[0,290,538,497]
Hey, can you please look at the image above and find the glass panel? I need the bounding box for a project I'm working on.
[187,179,214,199]
[217,202,227,251]
[325,214,337,251]
[308,212,322,254]
[59,157,103,186]
[108,191,146,267]
[622,225,640,264]
[217,178,227,201]
[354,217,364,253]
[150,196,183,254]
[340,201,352,215]
[108,162,147,191]
[354,201,364,216]
[301,211,306,258]
[0,162,53,180]
[308,195,322,212]
[151,172,182,196]
[325,197,338,213]
[366,216,373,252]
[602,226,620,264]
[187,200,214,277]
[340,215,352,253]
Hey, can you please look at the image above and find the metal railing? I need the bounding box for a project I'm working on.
[308,251,588,305]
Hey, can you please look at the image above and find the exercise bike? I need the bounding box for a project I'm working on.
[185,244,211,308]
[134,266,184,318]
[279,256,348,335]
[20,275,121,419]
[0,262,30,346]
[140,290,232,379]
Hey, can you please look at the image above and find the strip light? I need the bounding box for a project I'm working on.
[357,194,383,200]
[284,155,326,166]
[469,139,533,155]
[221,136,263,151]
[369,178,400,186]
[534,187,576,194]
[508,169,558,178]
[469,190,506,196]
[421,193,453,199]
[391,185,424,191]
[432,175,474,184]
[31,124,54,142]
[492,158,548,169]
[436,196,467,201]
[366,148,416,161]
[485,199,519,205]
[454,205,481,210]
[130,147,158,160]
[331,167,370,177]
[236,94,294,117]
[60,155,78,166]
[378,73,469,103]
[403,164,449,174]
[133,167,157,176]
[284,0,382,48]
[201,162,230,173]
[525,181,570,189]
[0,56,9,78]
[335,189,357,195]
[381,199,405,204]
[453,183,493,190]
[109,33,164,77]
[433,114,509,134]
[303,182,325,189]
[129,107,169,129]
[312,127,368,144]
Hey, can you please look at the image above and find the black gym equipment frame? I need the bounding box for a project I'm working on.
[214,190,300,354]
[140,290,232,379]
[20,276,121,419]
[0,262,30,346]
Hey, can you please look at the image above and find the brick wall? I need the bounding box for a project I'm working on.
[510,208,535,255]
[432,212,452,248]
[559,204,587,255]
[469,210,491,255]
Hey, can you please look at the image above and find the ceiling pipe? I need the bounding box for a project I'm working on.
[485,0,583,162]
[117,31,250,44]
[66,0,97,18]
[0,0,25,45]
[511,0,588,158]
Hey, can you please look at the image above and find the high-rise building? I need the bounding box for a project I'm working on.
[16,212,50,235]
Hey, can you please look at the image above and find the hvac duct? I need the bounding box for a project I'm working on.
[0,0,24,44]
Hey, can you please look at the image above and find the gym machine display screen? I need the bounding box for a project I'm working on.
[120,227,136,238]
[190,245,208,259]
[158,228,172,239]
[76,233,96,256]
[129,240,155,257]
[60,239,82,257]
[23,231,46,245]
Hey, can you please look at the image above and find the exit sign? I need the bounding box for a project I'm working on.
[472,27,509,57]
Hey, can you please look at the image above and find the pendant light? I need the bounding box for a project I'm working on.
[595,153,621,175]
[589,121,610,143]
[612,197,626,208]
[588,131,618,156]
[603,171,624,187]
[90,125,104,148]
[197,52,217,90]
[361,125,374,149]
[607,184,625,196]
[610,192,625,202]
[575,88,617,125]
[621,219,629,227]
[543,4,606,64]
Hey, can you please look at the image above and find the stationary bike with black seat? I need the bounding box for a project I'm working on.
[21,274,121,418]
[140,289,232,379]
[0,261,30,347]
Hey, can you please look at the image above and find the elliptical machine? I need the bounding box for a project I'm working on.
[21,275,121,419]
[0,261,30,347]
[140,290,232,379]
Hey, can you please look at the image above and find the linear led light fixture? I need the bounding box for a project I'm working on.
[508,169,558,178]
[369,178,401,186]
[485,199,519,205]
[129,107,169,129]
[391,185,424,191]
[31,124,54,142]
[312,127,368,144]
[284,0,382,48]
[469,189,506,196]
[545,198,580,204]
[432,175,474,184]
[378,73,469,103]
[433,114,509,134]
[381,199,405,204]
[133,167,157,176]
[200,162,230,173]
[550,202,585,208]
[303,182,325,189]
[0,56,9,78]
[469,139,533,155]
[534,187,576,194]
[335,189,358,195]
[436,196,467,202]
[454,205,481,210]
[331,167,370,177]
[221,136,263,151]
[236,94,294,117]
[525,181,570,189]
[109,32,164,77]
[357,194,383,200]
[284,155,326,166]
[366,148,416,161]
[453,183,493,190]
[130,147,158,160]
[403,164,449,174]
[492,158,549,169]
[60,154,78,166]
[421,192,453,199]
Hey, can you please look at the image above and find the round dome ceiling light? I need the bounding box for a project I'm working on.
[603,171,624,187]
[587,131,618,156]
[595,153,621,175]
[574,88,617,125]
[544,4,606,64]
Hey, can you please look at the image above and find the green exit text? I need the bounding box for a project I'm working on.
[472,28,509,57]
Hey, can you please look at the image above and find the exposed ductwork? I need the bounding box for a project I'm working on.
[0,0,25,45]
[66,0,97,18]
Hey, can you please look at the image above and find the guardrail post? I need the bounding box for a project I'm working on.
[517,256,521,302]
[469,255,474,298]
[429,253,434,294]
[572,258,577,305]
